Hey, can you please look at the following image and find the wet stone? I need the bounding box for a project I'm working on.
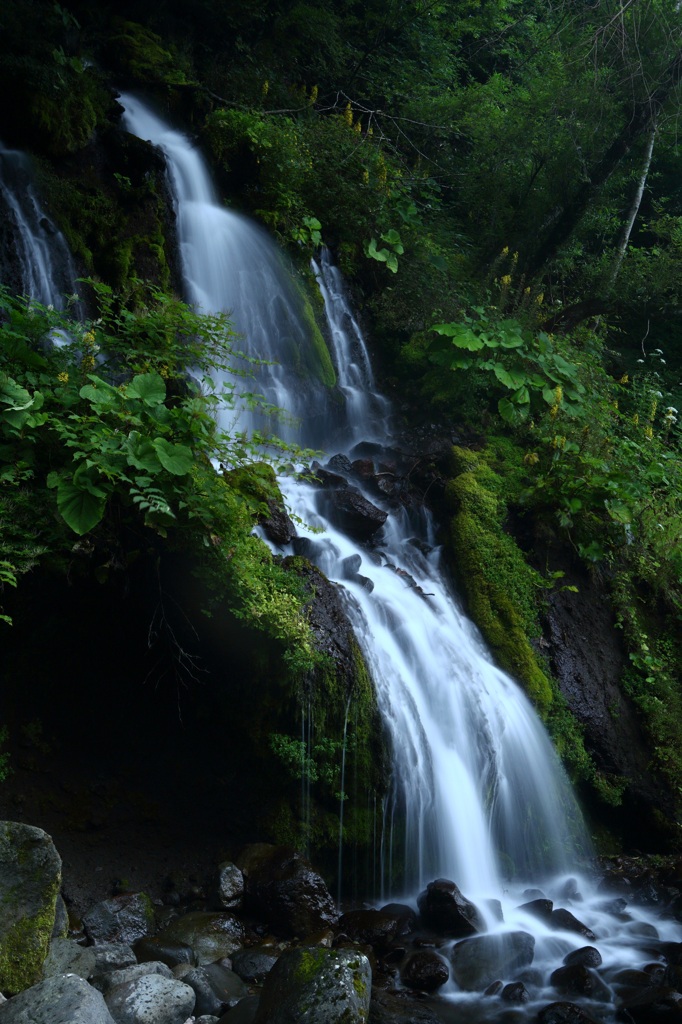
[399,950,449,992]
[501,981,529,1003]
[339,908,399,951]
[537,1001,601,1024]
[549,908,596,941]
[231,947,278,984]
[517,898,553,923]
[563,946,602,969]
[417,878,486,938]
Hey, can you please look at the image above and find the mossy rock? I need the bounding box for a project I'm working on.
[0,821,61,993]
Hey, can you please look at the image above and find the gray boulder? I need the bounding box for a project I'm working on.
[105,974,195,1024]
[450,931,535,991]
[0,973,116,1023]
[42,938,97,980]
[253,946,371,1024]
[0,822,61,992]
[181,964,249,1017]
[84,893,155,946]
[216,863,244,910]
[92,962,174,995]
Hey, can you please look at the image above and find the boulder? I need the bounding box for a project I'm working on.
[149,912,244,965]
[517,898,553,923]
[231,947,278,983]
[563,946,602,969]
[618,986,682,1023]
[239,845,338,937]
[104,974,196,1024]
[181,964,248,1017]
[42,938,97,980]
[0,822,61,992]
[399,950,449,992]
[417,878,485,938]
[83,892,155,946]
[216,863,244,911]
[549,909,596,941]
[537,1002,600,1024]
[323,487,388,541]
[339,909,399,951]
[378,904,418,937]
[0,973,116,1024]
[252,946,371,1024]
[92,962,174,996]
[450,931,535,991]
[501,981,529,1002]
[133,935,196,969]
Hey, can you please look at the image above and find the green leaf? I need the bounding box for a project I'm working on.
[151,438,193,475]
[0,375,34,411]
[126,373,167,406]
[493,365,527,390]
[53,477,107,535]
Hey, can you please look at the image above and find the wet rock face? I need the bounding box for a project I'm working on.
[321,486,388,541]
[541,560,670,828]
[239,845,339,938]
[417,878,486,938]
[103,973,196,1024]
[0,822,61,993]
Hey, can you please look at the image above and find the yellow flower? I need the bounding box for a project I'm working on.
[500,274,512,287]
[501,246,509,256]
[362,169,369,184]
[535,292,544,305]
[645,424,654,440]
[632,413,639,426]
[57,371,69,384]
[523,452,539,466]
[619,373,629,385]
[354,121,362,133]
[83,330,96,347]
[262,80,269,97]
[554,385,563,405]
[309,85,318,105]
[344,102,353,127]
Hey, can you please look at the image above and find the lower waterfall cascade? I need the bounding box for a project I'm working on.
[0,89,678,1022]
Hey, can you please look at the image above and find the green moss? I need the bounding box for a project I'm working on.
[296,279,336,388]
[446,448,552,711]
[294,947,328,984]
[0,893,58,994]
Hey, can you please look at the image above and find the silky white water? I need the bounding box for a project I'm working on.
[0,143,78,309]
[119,93,591,903]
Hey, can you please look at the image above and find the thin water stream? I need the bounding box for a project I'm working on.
[0,143,78,308]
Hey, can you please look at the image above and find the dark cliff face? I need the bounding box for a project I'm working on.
[542,559,675,847]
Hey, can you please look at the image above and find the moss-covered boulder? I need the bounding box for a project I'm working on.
[253,946,371,1024]
[0,822,61,994]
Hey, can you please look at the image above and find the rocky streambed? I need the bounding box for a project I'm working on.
[2,821,682,1024]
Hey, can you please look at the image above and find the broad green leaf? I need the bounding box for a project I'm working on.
[493,365,527,390]
[0,375,33,411]
[152,437,193,475]
[126,372,166,406]
[54,478,107,535]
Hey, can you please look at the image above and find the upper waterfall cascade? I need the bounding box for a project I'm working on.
[118,93,682,1019]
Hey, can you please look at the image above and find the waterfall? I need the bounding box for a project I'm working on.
[118,93,592,902]
[0,143,78,308]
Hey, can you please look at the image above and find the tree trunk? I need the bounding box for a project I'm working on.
[605,122,656,294]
